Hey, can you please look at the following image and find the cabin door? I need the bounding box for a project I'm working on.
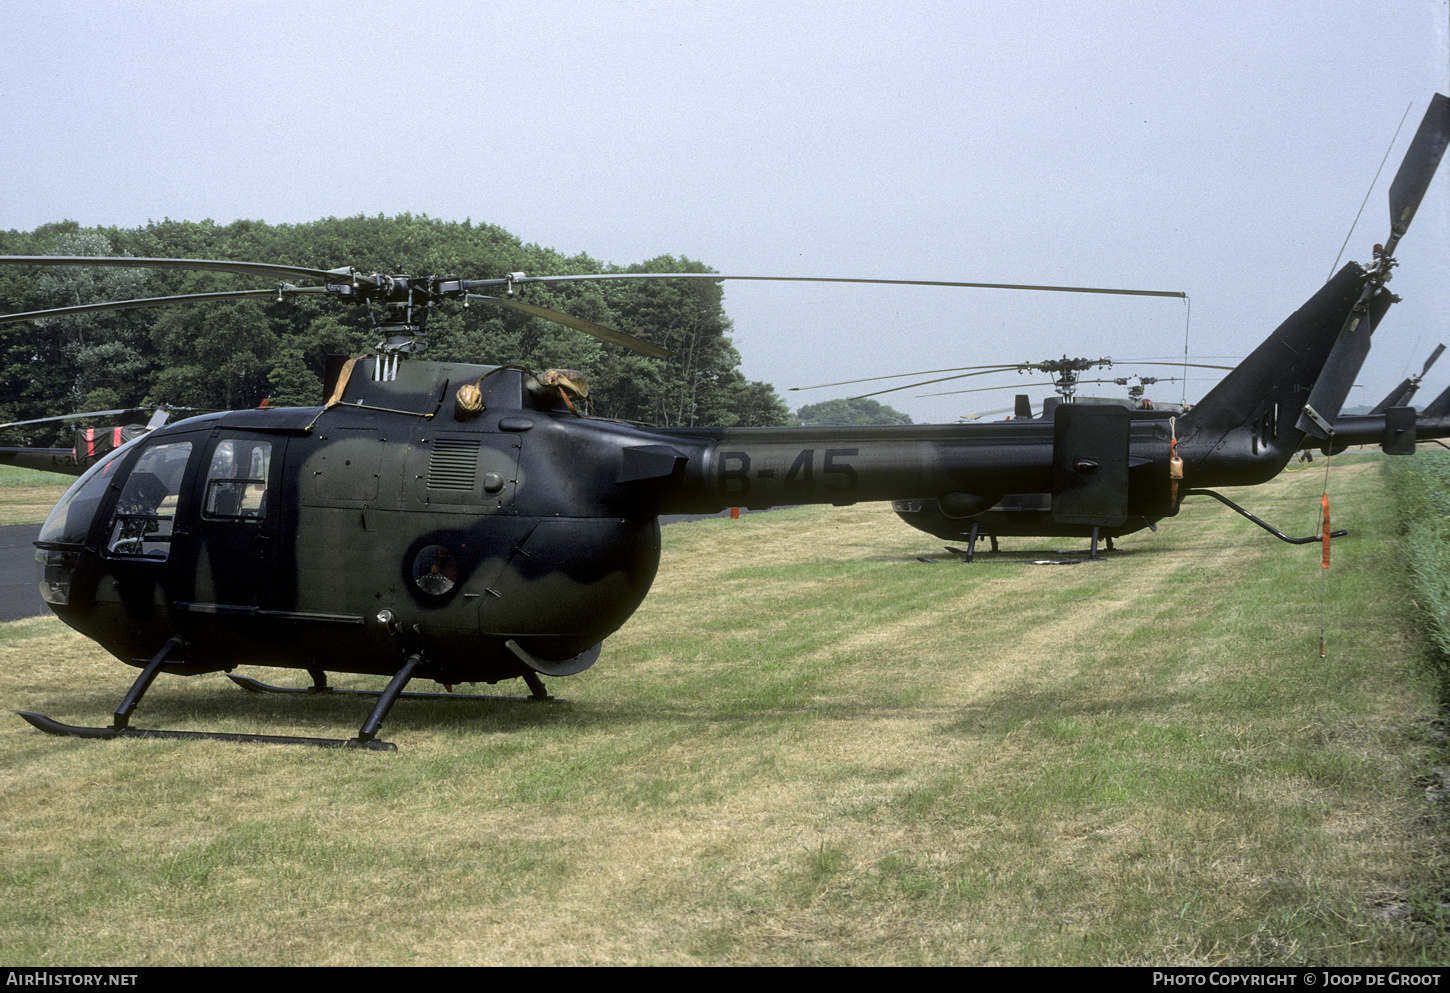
[182,433,288,612]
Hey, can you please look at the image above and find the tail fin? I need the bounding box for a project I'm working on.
[1178,93,1449,479]
[1422,382,1450,418]
[1177,263,1387,473]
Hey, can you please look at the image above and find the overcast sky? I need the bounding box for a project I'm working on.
[3,0,1447,423]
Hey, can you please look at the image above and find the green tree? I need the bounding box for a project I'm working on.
[795,397,913,426]
[149,299,277,409]
[267,346,323,407]
[17,232,153,442]
[41,231,153,405]
[0,216,794,429]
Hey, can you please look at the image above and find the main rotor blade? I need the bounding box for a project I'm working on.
[792,363,1029,391]
[1115,359,1236,372]
[0,286,327,326]
[843,357,1235,400]
[466,294,675,359]
[844,359,1114,400]
[0,255,355,283]
[957,406,1018,420]
[848,366,1037,400]
[2,258,1189,307]
[470,271,1188,299]
[0,259,1188,299]
[1384,92,1450,256]
[919,379,1063,398]
[0,409,136,430]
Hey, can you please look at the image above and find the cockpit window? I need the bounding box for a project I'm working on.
[106,441,192,558]
[202,440,271,521]
[38,438,138,547]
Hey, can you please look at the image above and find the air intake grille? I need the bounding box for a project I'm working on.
[427,438,480,491]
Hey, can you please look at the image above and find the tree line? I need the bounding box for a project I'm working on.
[0,215,804,445]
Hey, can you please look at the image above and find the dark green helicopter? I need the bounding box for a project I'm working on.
[879,361,1441,561]
[797,91,1450,562]
[884,344,1450,561]
[2,94,1447,750]
[792,358,1233,559]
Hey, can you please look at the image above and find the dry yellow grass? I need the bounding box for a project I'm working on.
[0,485,68,526]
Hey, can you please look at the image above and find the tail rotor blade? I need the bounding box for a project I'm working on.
[1422,343,1445,377]
[1384,93,1450,256]
[1299,289,1397,438]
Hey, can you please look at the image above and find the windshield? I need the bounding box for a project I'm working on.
[37,435,145,547]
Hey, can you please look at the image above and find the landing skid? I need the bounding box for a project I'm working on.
[16,711,396,750]
[942,539,1115,564]
[15,641,552,750]
[941,523,1114,563]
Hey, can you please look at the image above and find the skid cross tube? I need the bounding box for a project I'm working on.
[352,654,422,747]
[228,670,558,702]
[113,636,185,730]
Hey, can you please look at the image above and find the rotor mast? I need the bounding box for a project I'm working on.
[323,272,439,378]
[1036,356,1113,402]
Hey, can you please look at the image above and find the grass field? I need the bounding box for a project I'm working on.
[0,465,72,527]
[0,453,1445,965]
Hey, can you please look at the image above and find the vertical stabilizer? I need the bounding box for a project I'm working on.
[1179,93,1449,477]
[1178,264,1375,466]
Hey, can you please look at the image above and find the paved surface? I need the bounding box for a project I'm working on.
[0,524,48,622]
